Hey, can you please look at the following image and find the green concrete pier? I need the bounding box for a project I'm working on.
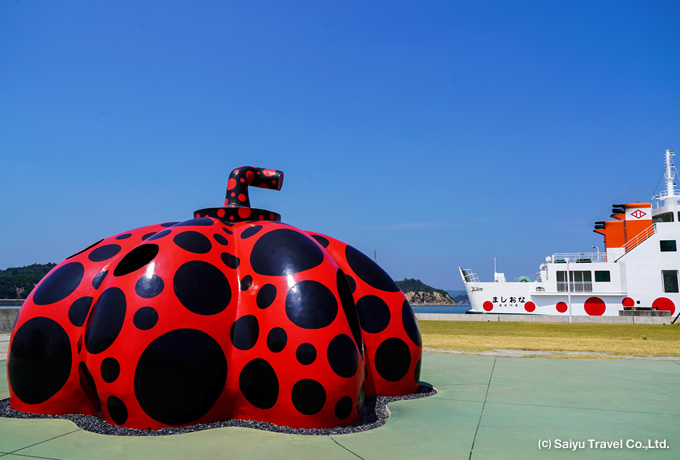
[1,335,678,459]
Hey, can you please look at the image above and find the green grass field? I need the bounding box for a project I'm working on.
[419,320,680,357]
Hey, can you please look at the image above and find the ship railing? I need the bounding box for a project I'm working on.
[460,268,479,283]
[556,281,593,293]
[657,189,678,199]
[652,198,680,209]
[623,223,655,253]
[551,252,607,264]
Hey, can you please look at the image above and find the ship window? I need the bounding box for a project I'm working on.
[595,271,611,282]
[557,271,567,292]
[653,212,674,223]
[660,240,677,252]
[662,270,679,293]
[557,270,592,292]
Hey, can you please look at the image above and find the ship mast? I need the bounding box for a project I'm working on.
[663,149,676,201]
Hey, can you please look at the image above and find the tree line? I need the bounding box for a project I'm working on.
[0,263,56,299]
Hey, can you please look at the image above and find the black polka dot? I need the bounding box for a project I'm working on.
[310,234,330,248]
[135,274,164,298]
[240,275,252,291]
[335,396,353,420]
[356,295,391,334]
[414,358,422,384]
[107,396,128,425]
[173,261,231,315]
[346,275,356,293]
[148,229,171,241]
[101,357,121,383]
[173,218,214,227]
[88,244,122,262]
[213,233,229,245]
[8,317,72,404]
[402,299,422,347]
[327,334,358,378]
[296,343,316,365]
[292,379,326,415]
[222,227,233,235]
[239,358,279,410]
[345,245,399,292]
[241,225,262,239]
[161,221,180,227]
[230,315,259,350]
[116,233,132,240]
[173,231,212,254]
[256,284,276,309]
[374,338,411,382]
[68,296,93,327]
[84,287,127,355]
[133,307,158,330]
[79,361,101,413]
[221,252,240,269]
[113,244,159,276]
[337,270,362,353]
[32,262,84,305]
[267,327,287,353]
[142,232,156,240]
[92,270,108,289]
[285,280,338,329]
[250,229,324,276]
[134,329,227,426]
[67,239,103,260]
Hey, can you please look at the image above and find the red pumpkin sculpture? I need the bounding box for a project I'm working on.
[7,166,422,430]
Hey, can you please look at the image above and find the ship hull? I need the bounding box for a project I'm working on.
[465,282,678,317]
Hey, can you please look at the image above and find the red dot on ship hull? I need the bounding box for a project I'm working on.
[622,297,635,308]
[483,301,493,312]
[584,297,606,316]
[652,297,675,315]
[524,301,536,312]
[556,302,568,313]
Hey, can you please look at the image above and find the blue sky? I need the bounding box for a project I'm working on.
[1,1,679,290]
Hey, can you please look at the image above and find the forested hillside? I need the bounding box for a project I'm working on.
[395,278,456,305]
[0,263,56,299]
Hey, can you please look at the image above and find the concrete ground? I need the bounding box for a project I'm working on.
[1,334,678,459]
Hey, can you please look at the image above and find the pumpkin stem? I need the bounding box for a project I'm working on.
[224,167,284,208]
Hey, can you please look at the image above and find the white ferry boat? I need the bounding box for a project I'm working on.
[460,150,680,319]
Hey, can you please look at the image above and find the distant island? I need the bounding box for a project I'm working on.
[0,264,471,306]
[395,278,468,305]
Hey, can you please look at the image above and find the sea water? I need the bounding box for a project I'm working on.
[411,304,471,314]
[0,301,23,307]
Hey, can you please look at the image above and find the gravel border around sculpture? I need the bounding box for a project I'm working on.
[0,383,435,436]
